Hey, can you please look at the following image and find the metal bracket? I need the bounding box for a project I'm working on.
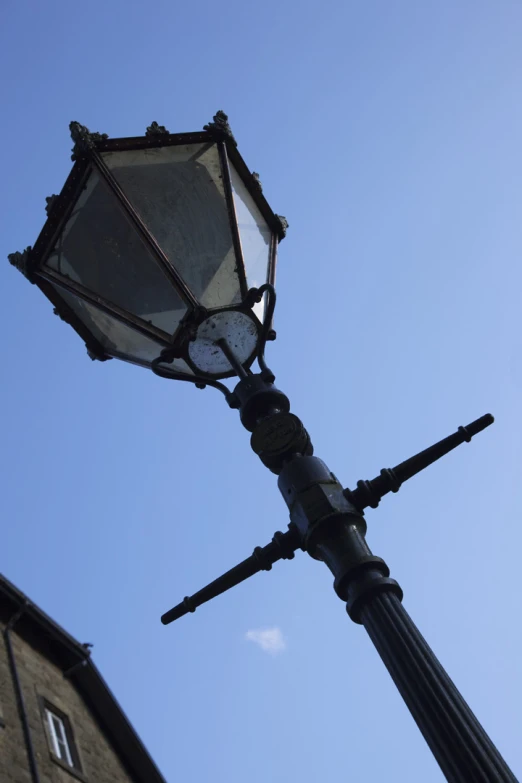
[161,526,301,625]
[160,413,494,626]
[151,284,278,407]
[344,414,494,511]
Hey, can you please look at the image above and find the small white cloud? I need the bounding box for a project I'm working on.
[245,626,286,655]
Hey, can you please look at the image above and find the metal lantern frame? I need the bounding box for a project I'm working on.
[10,113,287,381]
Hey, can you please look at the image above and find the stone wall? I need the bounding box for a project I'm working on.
[0,618,136,783]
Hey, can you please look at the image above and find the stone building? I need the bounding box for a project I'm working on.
[0,573,167,783]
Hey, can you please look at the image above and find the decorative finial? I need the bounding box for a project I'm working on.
[275,215,289,239]
[86,346,110,362]
[53,303,110,361]
[203,110,237,146]
[8,247,33,280]
[53,306,72,324]
[252,172,263,192]
[146,121,170,137]
[70,121,108,161]
[45,195,58,216]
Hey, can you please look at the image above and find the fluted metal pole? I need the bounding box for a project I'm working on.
[360,592,517,783]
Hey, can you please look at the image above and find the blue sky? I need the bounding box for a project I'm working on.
[1,1,521,780]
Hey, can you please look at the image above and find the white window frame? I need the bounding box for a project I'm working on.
[45,707,74,767]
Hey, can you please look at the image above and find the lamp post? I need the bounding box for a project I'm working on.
[9,112,518,783]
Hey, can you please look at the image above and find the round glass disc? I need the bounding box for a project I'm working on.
[188,311,259,376]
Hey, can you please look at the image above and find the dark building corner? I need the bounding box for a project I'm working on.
[0,572,167,783]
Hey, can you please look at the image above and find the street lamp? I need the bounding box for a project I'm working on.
[9,112,517,783]
[9,113,284,381]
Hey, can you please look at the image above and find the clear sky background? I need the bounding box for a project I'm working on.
[1,1,521,781]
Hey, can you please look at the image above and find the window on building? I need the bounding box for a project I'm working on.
[43,703,81,771]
